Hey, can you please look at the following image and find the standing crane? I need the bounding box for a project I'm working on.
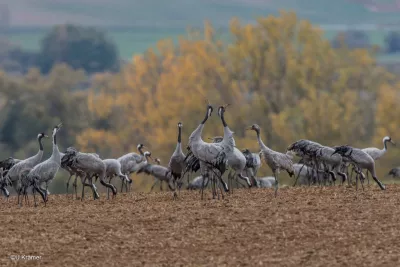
[362,136,395,185]
[187,101,228,199]
[168,122,186,193]
[217,105,251,189]
[20,124,62,206]
[247,124,294,197]
[4,132,48,201]
[118,143,146,192]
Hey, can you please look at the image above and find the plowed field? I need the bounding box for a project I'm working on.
[1,185,400,266]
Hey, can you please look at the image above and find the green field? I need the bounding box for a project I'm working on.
[7,27,399,62]
[4,0,400,61]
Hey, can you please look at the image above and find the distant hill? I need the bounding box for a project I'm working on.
[3,0,400,29]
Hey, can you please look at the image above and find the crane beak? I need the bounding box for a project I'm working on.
[223,104,230,109]
[44,135,49,138]
[207,137,214,140]
[245,126,252,130]
[390,140,396,146]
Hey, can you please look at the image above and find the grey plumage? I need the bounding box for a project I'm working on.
[387,167,400,178]
[168,122,186,181]
[137,155,174,192]
[331,145,386,190]
[4,133,48,197]
[20,124,62,206]
[118,144,146,175]
[242,148,262,186]
[255,176,276,188]
[362,136,395,160]
[103,158,130,198]
[187,175,209,190]
[117,143,146,192]
[217,105,251,188]
[0,157,21,177]
[187,103,228,199]
[248,124,294,197]
[62,146,117,200]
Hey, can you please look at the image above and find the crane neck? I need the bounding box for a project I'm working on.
[201,108,210,125]
[53,132,57,146]
[178,126,182,143]
[255,129,267,151]
[220,111,227,127]
[138,146,144,156]
[383,139,388,151]
[38,136,44,151]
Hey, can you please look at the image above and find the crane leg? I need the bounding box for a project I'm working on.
[293,163,306,187]
[150,180,158,192]
[201,173,207,200]
[66,174,73,198]
[73,175,78,200]
[372,175,386,190]
[81,176,87,201]
[273,172,279,198]
[107,176,112,200]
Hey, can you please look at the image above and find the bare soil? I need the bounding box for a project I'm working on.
[1,185,400,266]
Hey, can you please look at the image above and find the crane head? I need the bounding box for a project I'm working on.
[217,104,230,117]
[246,124,260,133]
[177,122,183,128]
[154,158,161,164]
[144,151,152,160]
[384,136,396,146]
[38,132,49,139]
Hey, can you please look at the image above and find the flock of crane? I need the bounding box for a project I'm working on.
[0,101,398,207]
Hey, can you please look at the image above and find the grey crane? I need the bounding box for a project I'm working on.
[153,158,169,191]
[61,147,117,200]
[255,176,276,188]
[362,136,395,160]
[207,136,250,190]
[103,158,130,199]
[136,154,175,192]
[241,149,262,187]
[61,151,84,198]
[217,105,251,189]
[61,149,100,199]
[247,124,294,197]
[118,143,146,192]
[387,167,400,178]
[331,145,386,190]
[0,157,22,198]
[362,136,395,185]
[168,122,186,191]
[187,175,209,190]
[0,157,21,177]
[3,133,48,200]
[19,124,62,206]
[187,102,228,199]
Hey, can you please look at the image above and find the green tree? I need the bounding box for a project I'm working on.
[331,30,370,49]
[385,31,400,53]
[39,24,119,73]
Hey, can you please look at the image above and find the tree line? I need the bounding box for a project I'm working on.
[0,11,399,193]
[0,24,119,75]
